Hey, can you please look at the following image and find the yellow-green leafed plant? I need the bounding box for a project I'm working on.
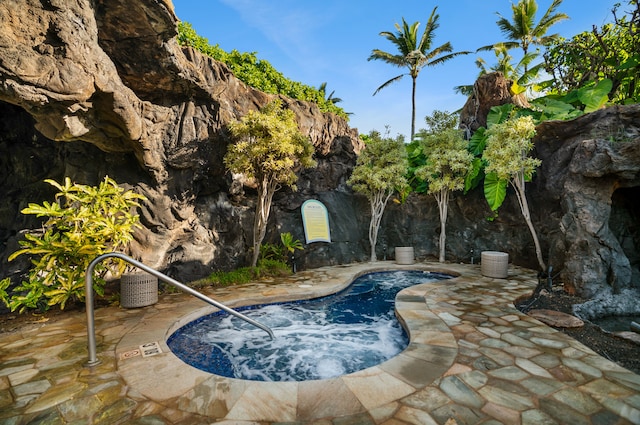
[1,177,146,312]
[482,115,545,270]
[348,130,408,262]
[225,100,316,267]
[415,128,474,262]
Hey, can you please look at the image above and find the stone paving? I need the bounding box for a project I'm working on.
[0,261,639,424]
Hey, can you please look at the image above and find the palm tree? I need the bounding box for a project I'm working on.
[317,82,343,104]
[454,43,543,96]
[479,0,568,73]
[368,7,468,141]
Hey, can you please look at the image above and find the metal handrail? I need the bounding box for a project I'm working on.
[84,252,275,366]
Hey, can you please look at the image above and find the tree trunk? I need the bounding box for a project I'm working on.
[369,190,392,262]
[411,76,417,141]
[251,178,277,267]
[437,189,449,263]
[512,177,546,271]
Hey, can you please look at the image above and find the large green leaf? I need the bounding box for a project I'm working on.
[531,97,582,121]
[484,172,507,211]
[464,158,484,193]
[578,79,613,113]
[468,127,487,156]
[486,104,514,128]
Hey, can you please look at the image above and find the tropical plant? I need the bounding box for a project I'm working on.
[482,116,545,271]
[415,129,473,262]
[260,232,303,263]
[317,82,343,104]
[225,100,316,267]
[368,7,468,140]
[177,22,347,118]
[348,130,408,261]
[406,110,459,194]
[455,44,544,96]
[0,177,145,312]
[479,0,568,73]
[544,0,640,104]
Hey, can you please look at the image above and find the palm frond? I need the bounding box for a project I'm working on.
[372,74,406,96]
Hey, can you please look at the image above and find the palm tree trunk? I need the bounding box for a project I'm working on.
[411,76,417,141]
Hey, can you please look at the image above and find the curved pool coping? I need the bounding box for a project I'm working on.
[115,262,535,422]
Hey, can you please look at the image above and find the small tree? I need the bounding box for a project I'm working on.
[415,129,473,262]
[225,100,316,267]
[348,130,408,262]
[482,115,545,271]
[0,177,145,312]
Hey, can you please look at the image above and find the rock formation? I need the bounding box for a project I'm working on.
[0,1,639,301]
[534,106,640,298]
[0,0,362,280]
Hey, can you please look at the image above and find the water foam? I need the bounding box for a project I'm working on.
[168,270,451,381]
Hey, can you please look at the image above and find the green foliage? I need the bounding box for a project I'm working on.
[421,110,459,135]
[348,130,409,261]
[482,116,540,210]
[348,131,408,199]
[483,172,508,212]
[464,157,485,194]
[281,232,303,254]
[177,22,347,118]
[369,8,468,139]
[225,99,316,267]
[205,259,291,287]
[415,129,473,195]
[467,0,568,98]
[544,0,640,104]
[4,177,145,312]
[225,99,316,190]
[407,110,459,194]
[260,232,303,263]
[405,139,428,194]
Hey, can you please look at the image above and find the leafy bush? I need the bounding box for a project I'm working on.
[261,232,304,263]
[205,259,291,287]
[0,177,146,312]
[177,22,347,118]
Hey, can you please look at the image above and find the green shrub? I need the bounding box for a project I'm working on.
[177,22,347,118]
[1,177,146,312]
[204,259,291,288]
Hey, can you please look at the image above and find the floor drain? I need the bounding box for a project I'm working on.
[140,341,162,357]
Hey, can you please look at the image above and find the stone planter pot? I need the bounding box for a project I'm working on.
[120,272,158,308]
[481,251,509,278]
[395,247,415,265]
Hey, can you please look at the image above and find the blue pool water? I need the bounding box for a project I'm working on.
[167,270,451,381]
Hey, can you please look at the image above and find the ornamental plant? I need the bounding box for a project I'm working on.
[0,177,146,312]
[225,100,316,267]
[482,115,545,271]
[348,130,408,262]
[415,128,473,262]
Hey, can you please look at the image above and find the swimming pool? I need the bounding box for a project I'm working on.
[167,270,452,381]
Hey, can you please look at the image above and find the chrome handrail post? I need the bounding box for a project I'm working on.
[84,252,275,367]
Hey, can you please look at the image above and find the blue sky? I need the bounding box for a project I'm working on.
[172,0,619,139]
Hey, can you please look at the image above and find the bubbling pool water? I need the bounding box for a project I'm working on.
[167,270,451,381]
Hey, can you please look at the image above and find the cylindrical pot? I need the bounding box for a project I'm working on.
[395,247,415,265]
[120,272,158,308]
[481,251,509,278]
